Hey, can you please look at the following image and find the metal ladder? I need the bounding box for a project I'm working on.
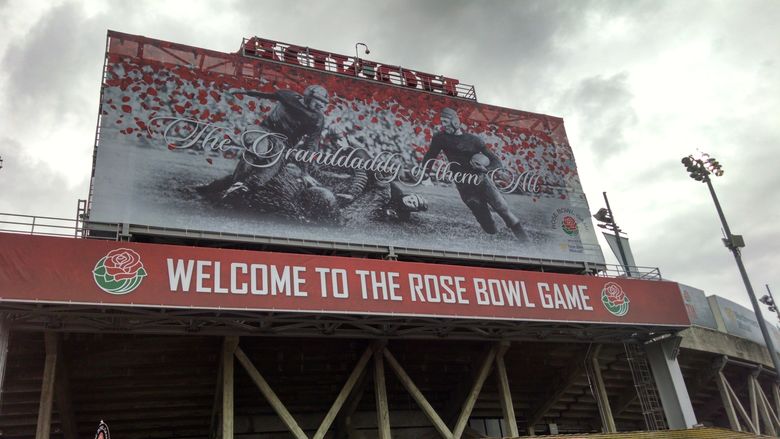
[624,342,668,430]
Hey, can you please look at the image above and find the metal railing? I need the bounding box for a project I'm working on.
[0,212,663,281]
[595,263,663,281]
[0,212,82,238]
[240,36,478,101]
[0,213,118,240]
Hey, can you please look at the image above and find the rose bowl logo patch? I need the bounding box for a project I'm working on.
[601,282,630,317]
[93,248,147,295]
[561,215,578,235]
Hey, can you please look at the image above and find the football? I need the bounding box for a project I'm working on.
[470,153,490,169]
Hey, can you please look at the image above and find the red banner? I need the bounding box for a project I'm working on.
[0,233,689,326]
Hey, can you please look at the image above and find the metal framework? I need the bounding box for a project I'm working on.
[0,302,680,344]
[713,356,780,435]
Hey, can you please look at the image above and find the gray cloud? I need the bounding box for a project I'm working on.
[557,73,637,160]
[0,137,89,218]
[0,2,106,128]
[232,0,593,106]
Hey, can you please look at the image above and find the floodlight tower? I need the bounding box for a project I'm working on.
[681,153,780,381]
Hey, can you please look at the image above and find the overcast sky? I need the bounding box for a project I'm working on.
[1,0,778,314]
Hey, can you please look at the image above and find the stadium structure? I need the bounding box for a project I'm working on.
[1,31,779,439]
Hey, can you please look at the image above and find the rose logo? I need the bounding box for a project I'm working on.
[562,215,578,235]
[93,248,147,295]
[601,282,630,317]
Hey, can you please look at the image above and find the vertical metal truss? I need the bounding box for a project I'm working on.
[0,303,678,343]
[714,357,780,436]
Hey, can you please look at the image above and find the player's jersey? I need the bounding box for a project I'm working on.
[262,90,324,148]
[423,132,499,173]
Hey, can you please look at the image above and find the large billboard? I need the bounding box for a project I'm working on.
[709,295,780,351]
[0,233,687,326]
[88,31,604,266]
[677,283,717,329]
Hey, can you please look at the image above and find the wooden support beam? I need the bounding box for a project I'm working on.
[210,343,224,439]
[755,377,777,436]
[374,346,391,439]
[234,345,308,439]
[313,343,378,439]
[590,345,616,433]
[716,371,741,431]
[344,368,368,417]
[757,381,780,432]
[383,347,453,439]
[723,372,756,433]
[495,342,519,438]
[774,382,780,419]
[749,374,760,435]
[222,336,239,439]
[451,345,498,439]
[335,367,369,439]
[54,339,77,439]
[0,315,9,408]
[441,356,475,427]
[35,332,58,439]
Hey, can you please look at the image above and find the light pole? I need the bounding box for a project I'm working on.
[681,153,780,382]
[593,192,631,276]
[354,42,370,76]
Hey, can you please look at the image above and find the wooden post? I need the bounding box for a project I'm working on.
[590,346,616,433]
[234,346,308,439]
[210,345,224,439]
[495,342,519,438]
[774,382,780,420]
[313,343,377,439]
[758,382,780,433]
[222,336,239,439]
[749,374,760,435]
[723,372,756,433]
[374,348,391,439]
[335,369,369,439]
[716,371,741,431]
[0,315,9,408]
[451,345,498,439]
[755,378,777,436]
[383,347,453,439]
[54,340,77,439]
[35,332,58,439]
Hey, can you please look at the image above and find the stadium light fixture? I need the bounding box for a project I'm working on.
[681,152,780,381]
